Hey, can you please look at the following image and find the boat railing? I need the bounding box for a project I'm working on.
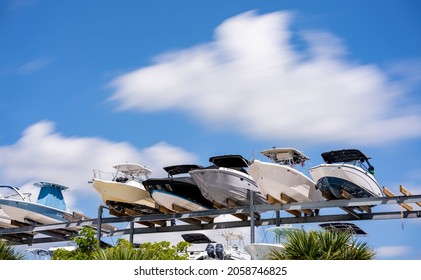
[0,186,32,202]
[6,192,32,202]
[92,169,117,181]
[92,169,146,183]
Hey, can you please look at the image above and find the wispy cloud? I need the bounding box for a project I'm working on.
[14,57,54,75]
[0,121,198,211]
[7,0,36,10]
[109,11,421,146]
[376,246,411,259]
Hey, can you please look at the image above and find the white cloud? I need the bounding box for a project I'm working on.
[376,245,411,258]
[14,57,54,75]
[109,10,421,146]
[0,121,198,211]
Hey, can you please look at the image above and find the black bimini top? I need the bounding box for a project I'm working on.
[163,164,203,176]
[319,222,367,236]
[321,149,370,164]
[209,155,250,168]
[181,233,215,244]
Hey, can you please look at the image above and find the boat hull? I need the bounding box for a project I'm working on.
[310,164,383,199]
[244,243,285,260]
[0,199,70,225]
[248,160,323,203]
[143,177,213,212]
[0,208,13,228]
[149,190,210,212]
[92,179,156,208]
[189,168,268,207]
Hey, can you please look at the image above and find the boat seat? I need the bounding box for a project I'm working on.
[115,177,129,183]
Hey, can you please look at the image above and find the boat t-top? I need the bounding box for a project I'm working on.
[0,182,75,225]
[248,148,323,207]
[244,225,298,260]
[91,163,159,213]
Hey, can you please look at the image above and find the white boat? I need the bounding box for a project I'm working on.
[244,225,296,260]
[142,165,214,212]
[0,208,12,228]
[91,163,158,212]
[0,185,32,228]
[189,155,268,208]
[248,148,323,205]
[309,149,383,202]
[181,233,220,260]
[181,231,250,260]
[220,231,250,260]
[244,243,285,260]
[0,182,75,225]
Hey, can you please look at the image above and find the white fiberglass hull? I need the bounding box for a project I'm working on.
[0,208,13,228]
[244,243,285,260]
[189,168,267,207]
[0,199,70,225]
[248,160,323,203]
[309,164,383,199]
[92,179,156,208]
[150,190,210,212]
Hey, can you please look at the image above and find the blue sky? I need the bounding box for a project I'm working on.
[1,0,421,259]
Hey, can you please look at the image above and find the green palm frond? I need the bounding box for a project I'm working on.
[0,240,25,260]
[268,229,375,260]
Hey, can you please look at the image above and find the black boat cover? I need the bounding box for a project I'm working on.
[319,222,368,236]
[209,155,250,168]
[163,164,203,176]
[321,149,370,164]
[181,233,216,244]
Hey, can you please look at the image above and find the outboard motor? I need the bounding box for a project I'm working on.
[215,243,224,260]
[206,244,215,259]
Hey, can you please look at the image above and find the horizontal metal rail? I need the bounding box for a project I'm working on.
[1,194,420,240]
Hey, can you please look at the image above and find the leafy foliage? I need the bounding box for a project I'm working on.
[268,229,375,260]
[51,226,190,260]
[94,239,190,260]
[0,240,25,260]
[51,227,99,260]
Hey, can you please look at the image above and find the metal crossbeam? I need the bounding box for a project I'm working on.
[1,195,421,244]
[108,210,421,236]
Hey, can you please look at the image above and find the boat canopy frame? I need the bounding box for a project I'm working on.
[260,148,310,166]
[321,149,375,174]
[209,155,250,168]
[0,185,30,201]
[164,164,203,178]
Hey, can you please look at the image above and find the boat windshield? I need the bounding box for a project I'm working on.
[92,163,152,183]
[353,160,375,175]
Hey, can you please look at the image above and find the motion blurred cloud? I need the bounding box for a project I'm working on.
[109,11,421,145]
[376,246,411,258]
[0,121,198,209]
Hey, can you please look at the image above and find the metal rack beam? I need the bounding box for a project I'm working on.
[1,194,420,245]
[107,210,421,236]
